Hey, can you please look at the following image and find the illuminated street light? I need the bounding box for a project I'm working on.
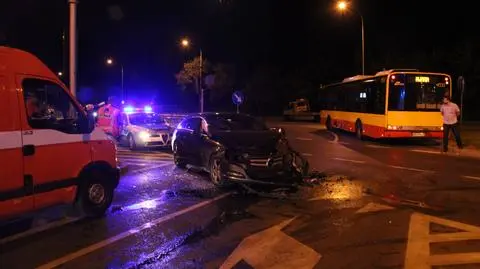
[337,1,347,11]
[179,38,205,113]
[58,71,63,77]
[336,1,365,75]
[181,38,190,47]
[105,57,125,101]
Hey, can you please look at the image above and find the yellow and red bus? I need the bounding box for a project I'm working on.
[319,69,451,139]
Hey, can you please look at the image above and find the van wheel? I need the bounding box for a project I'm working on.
[128,134,137,150]
[77,169,114,218]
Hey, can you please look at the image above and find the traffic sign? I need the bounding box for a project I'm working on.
[232,91,244,105]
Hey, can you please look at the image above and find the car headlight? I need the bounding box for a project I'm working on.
[138,131,150,141]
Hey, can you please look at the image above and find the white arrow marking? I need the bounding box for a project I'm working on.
[219,217,321,269]
[355,202,394,214]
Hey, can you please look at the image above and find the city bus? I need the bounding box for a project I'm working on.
[318,69,451,139]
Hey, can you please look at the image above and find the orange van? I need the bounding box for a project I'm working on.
[0,46,120,221]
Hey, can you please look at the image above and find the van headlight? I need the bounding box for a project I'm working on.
[138,131,150,141]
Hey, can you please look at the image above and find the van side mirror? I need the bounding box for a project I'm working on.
[79,113,95,134]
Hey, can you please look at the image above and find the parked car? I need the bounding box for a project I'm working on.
[171,112,306,187]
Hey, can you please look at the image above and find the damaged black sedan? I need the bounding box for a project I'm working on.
[171,113,308,187]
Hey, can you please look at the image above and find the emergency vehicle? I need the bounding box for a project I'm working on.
[118,106,173,150]
[0,47,120,222]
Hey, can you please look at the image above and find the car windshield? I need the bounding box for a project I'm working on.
[206,114,268,131]
[129,113,165,125]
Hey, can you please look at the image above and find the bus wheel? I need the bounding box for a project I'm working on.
[326,117,332,131]
[355,121,364,140]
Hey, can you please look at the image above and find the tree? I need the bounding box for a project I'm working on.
[175,56,210,94]
[207,63,236,104]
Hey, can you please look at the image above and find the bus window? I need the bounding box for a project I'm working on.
[365,77,386,114]
[388,74,448,111]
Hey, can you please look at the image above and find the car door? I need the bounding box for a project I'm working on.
[0,75,34,219]
[18,76,91,210]
[183,117,203,166]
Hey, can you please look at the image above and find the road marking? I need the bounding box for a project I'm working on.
[302,153,313,156]
[328,131,339,143]
[332,157,365,164]
[355,202,394,214]
[219,217,321,269]
[462,175,480,181]
[117,152,173,158]
[405,213,480,269]
[366,144,391,149]
[328,141,350,145]
[36,192,232,269]
[0,216,81,245]
[118,157,172,164]
[410,149,440,154]
[128,163,172,174]
[295,137,313,141]
[387,165,432,173]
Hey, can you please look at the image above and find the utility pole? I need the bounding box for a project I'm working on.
[68,0,78,96]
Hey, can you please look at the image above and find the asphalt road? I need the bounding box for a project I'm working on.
[2,122,480,269]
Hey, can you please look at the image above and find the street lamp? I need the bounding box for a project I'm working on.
[336,1,365,75]
[106,57,125,101]
[181,38,205,113]
[58,71,63,77]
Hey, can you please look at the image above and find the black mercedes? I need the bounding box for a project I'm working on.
[171,113,306,187]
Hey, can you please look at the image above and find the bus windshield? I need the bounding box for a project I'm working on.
[388,74,449,111]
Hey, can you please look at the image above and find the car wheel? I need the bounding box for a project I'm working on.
[77,169,115,218]
[128,134,137,150]
[173,142,187,168]
[209,157,224,186]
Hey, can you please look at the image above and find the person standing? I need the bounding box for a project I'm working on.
[440,95,463,153]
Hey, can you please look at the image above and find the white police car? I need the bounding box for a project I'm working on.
[119,106,173,150]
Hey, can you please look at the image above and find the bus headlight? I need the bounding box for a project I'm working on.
[138,131,150,141]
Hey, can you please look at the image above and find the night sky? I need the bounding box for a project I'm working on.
[0,1,477,107]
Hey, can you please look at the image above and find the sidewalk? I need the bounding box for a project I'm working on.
[445,123,480,158]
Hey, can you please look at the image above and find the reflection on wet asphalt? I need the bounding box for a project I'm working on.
[3,123,480,268]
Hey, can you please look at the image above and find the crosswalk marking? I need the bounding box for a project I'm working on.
[116,149,173,170]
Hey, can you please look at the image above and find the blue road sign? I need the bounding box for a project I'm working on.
[232,91,244,105]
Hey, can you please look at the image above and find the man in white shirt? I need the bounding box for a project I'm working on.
[440,95,463,153]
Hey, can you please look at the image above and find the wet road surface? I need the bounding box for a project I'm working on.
[2,122,480,268]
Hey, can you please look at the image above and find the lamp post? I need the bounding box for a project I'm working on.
[106,58,125,102]
[337,1,365,75]
[181,38,205,113]
[68,0,78,96]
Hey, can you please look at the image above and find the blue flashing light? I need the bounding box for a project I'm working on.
[144,105,153,113]
[121,100,125,105]
[124,106,134,113]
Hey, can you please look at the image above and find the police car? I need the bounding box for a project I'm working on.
[119,106,173,150]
